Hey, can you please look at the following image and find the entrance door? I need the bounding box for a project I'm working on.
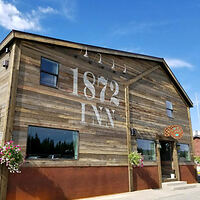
[160,141,175,181]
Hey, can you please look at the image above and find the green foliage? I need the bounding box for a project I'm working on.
[194,156,200,164]
[128,151,144,167]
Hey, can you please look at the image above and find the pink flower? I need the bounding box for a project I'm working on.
[9,153,11,156]
[10,141,13,144]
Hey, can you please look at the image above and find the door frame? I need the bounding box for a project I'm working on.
[157,137,180,185]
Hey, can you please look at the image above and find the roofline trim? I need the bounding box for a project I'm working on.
[1,30,163,62]
[0,30,193,107]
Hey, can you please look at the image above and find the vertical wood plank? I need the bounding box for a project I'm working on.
[0,40,21,200]
[187,107,195,160]
[125,86,133,191]
[173,141,180,181]
[187,107,197,179]
[156,139,162,188]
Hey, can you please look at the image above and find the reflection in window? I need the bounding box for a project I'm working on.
[26,126,78,160]
[177,143,191,162]
[166,101,173,118]
[137,139,156,161]
[40,57,59,88]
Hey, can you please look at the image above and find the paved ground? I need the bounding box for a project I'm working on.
[80,184,200,200]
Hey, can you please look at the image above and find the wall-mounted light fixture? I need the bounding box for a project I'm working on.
[2,60,9,69]
[5,48,10,54]
[111,59,115,70]
[98,53,102,64]
[123,64,127,74]
[84,48,88,57]
[130,128,137,136]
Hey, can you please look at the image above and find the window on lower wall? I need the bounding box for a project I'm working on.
[40,57,59,88]
[177,143,191,162]
[26,126,79,160]
[137,139,156,161]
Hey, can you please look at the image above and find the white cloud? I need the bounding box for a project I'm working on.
[112,21,171,36]
[0,0,40,31]
[165,58,193,69]
[38,6,57,14]
[119,47,144,54]
[61,0,77,21]
[0,1,61,31]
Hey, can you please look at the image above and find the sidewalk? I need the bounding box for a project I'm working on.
[79,183,200,200]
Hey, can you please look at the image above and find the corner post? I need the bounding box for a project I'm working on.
[0,40,21,200]
[125,85,133,191]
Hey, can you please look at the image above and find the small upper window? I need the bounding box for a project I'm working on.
[166,101,173,118]
[40,57,59,88]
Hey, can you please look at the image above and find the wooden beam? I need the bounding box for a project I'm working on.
[122,65,159,86]
[187,107,195,160]
[125,86,133,191]
[187,107,197,180]
[156,139,162,188]
[0,31,14,52]
[0,40,21,200]
[173,141,180,181]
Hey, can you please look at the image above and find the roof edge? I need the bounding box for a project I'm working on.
[0,30,14,52]
[161,59,193,107]
[13,29,163,62]
[0,30,193,107]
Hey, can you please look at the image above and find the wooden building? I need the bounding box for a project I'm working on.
[0,30,197,200]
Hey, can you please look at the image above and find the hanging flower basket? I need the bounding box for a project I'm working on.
[194,156,200,164]
[128,151,144,168]
[0,141,24,173]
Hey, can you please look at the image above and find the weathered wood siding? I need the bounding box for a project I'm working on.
[13,41,128,166]
[0,50,12,145]
[129,59,193,153]
[12,40,193,167]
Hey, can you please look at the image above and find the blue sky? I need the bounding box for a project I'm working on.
[0,0,200,131]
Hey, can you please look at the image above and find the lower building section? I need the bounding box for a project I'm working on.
[7,166,129,200]
[6,164,196,200]
[133,166,159,190]
[179,165,197,183]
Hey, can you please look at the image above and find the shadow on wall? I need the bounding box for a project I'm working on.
[180,165,197,184]
[7,166,129,200]
[7,168,67,200]
[133,166,159,190]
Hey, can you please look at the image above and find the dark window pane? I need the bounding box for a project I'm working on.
[177,143,191,161]
[26,126,78,160]
[40,72,57,87]
[41,58,59,75]
[137,139,156,161]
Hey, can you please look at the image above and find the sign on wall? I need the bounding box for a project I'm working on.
[164,125,183,139]
[70,67,120,128]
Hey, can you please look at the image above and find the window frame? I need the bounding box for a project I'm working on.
[40,57,59,88]
[166,100,173,118]
[177,143,191,162]
[26,125,79,161]
[136,138,156,162]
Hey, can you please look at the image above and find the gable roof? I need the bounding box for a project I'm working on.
[0,30,193,107]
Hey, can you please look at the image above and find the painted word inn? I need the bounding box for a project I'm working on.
[0,30,197,200]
